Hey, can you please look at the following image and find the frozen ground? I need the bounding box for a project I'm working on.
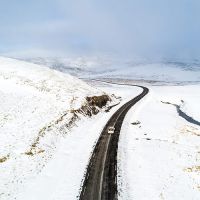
[118,84,200,200]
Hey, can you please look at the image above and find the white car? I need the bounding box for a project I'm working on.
[108,127,115,134]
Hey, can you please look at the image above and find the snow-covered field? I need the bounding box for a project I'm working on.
[118,84,200,200]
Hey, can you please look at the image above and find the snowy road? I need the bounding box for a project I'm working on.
[79,85,149,200]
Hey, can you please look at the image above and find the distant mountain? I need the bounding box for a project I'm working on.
[18,56,200,83]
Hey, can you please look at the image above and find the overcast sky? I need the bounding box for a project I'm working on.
[0,0,200,60]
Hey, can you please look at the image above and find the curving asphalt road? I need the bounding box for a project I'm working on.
[79,83,149,200]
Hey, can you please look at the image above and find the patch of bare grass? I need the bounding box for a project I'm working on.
[0,154,10,163]
[184,166,200,172]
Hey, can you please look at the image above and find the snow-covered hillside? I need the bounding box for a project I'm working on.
[0,57,113,199]
[21,57,200,83]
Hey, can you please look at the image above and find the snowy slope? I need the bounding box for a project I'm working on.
[0,57,110,199]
